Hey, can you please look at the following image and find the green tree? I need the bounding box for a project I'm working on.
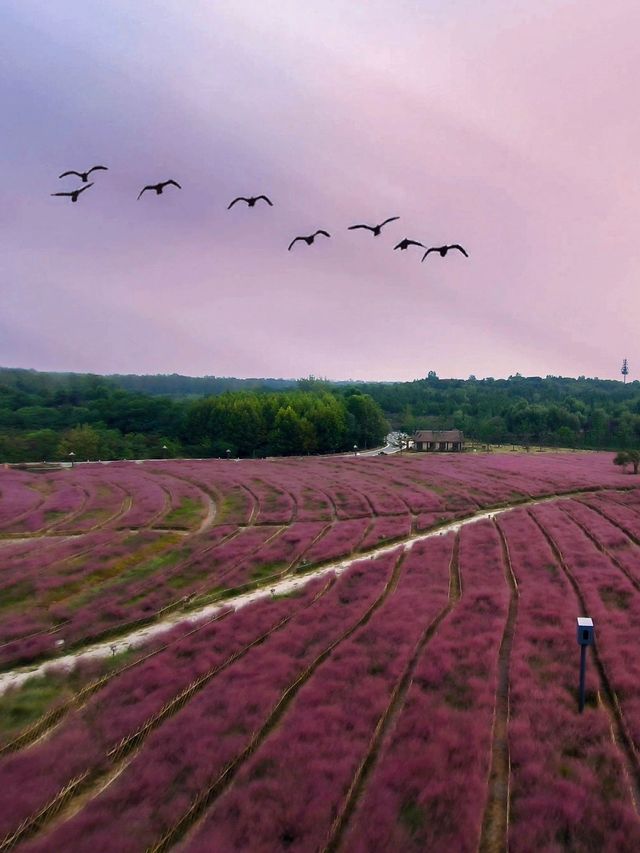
[269,406,306,455]
[57,424,103,460]
[309,394,347,452]
[23,429,60,460]
[614,450,640,474]
[555,426,575,448]
[345,392,388,448]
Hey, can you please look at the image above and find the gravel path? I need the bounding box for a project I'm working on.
[0,493,583,696]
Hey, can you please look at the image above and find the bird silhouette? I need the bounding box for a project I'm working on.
[393,238,425,251]
[422,244,468,261]
[137,180,182,200]
[50,183,94,203]
[288,230,331,251]
[58,166,108,182]
[228,195,273,209]
[348,216,399,236]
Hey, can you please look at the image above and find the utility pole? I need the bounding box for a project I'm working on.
[621,358,629,383]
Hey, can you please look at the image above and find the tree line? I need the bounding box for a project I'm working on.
[0,368,387,461]
[3,367,640,462]
[359,373,640,450]
[104,369,640,451]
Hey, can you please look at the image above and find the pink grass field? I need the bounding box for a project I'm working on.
[2,451,640,850]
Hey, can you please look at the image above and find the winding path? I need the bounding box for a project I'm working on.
[0,489,609,698]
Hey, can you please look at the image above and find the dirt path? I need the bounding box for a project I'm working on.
[0,489,622,697]
[195,495,216,534]
[478,521,518,853]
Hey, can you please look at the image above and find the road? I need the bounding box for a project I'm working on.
[356,432,403,457]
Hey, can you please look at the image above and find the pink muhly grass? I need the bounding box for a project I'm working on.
[185,540,453,853]
[108,472,170,528]
[8,483,86,534]
[144,473,209,527]
[25,556,396,853]
[222,521,329,586]
[44,526,275,648]
[357,488,408,516]
[303,518,370,564]
[359,515,411,550]
[179,524,275,581]
[0,529,119,592]
[0,716,100,838]
[562,499,640,580]
[0,472,44,528]
[390,486,444,514]
[580,492,640,539]
[529,502,640,748]
[2,454,639,846]
[343,521,506,853]
[498,509,640,851]
[50,479,121,533]
[0,588,323,841]
[248,480,296,525]
[329,486,372,520]
[414,510,457,531]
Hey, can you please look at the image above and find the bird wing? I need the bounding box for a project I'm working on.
[393,241,404,250]
[77,182,94,194]
[406,240,425,248]
[87,166,108,174]
[164,179,182,189]
[314,230,330,238]
[137,185,153,199]
[227,197,247,208]
[288,237,303,251]
[449,244,469,257]
[58,170,82,179]
[51,192,72,197]
[379,217,400,228]
[421,248,438,262]
[348,224,374,232]
[256,195,273,205]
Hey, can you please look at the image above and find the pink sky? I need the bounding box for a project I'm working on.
[2,0,639,381]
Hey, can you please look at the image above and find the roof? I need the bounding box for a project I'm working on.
[413,429,464,442]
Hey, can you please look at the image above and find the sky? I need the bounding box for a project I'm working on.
[2,0,639,382]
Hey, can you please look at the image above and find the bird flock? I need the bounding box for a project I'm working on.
[51,165,468,263]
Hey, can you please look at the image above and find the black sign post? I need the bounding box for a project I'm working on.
[576,617,595,713]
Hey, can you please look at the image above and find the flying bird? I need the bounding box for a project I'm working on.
[288,230,331,251]
[58,165,108,182]
[348,216,399,236]
[137,180,182,200]
[50,183,94,203]
[422,244,469,261]
[228,195,273,209]
[393,238,425,251]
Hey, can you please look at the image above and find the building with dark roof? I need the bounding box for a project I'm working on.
[413,429,464,452]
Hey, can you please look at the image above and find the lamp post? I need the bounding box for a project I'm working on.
[162,444,168,459]
[353,444,358,457]
[68,451,75,468]
[226,449,231,460]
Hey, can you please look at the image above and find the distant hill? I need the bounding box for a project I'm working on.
[109,373,297,398]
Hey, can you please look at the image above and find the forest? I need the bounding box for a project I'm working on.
[362,372,640,449]
[1,367,639,462]
[0,368,387,462]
